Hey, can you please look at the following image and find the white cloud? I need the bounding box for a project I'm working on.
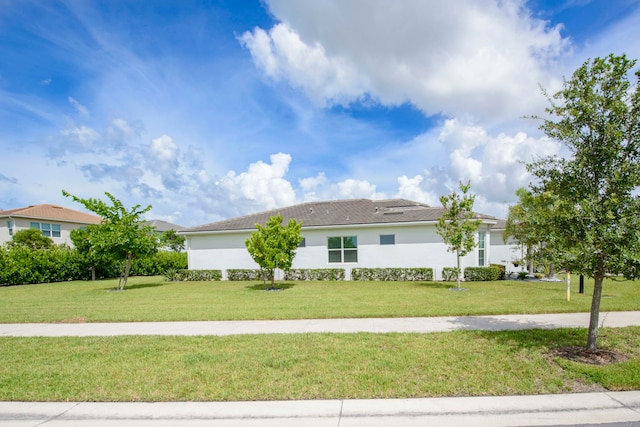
[332,178,385,200]
[61,125,100,146]
[217,153,297,210]
[395,174,440,206]
[68,97,90,118]
[242,0,570,120]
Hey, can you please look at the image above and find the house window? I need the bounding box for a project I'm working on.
[7,221,13,236]
[30,222,61,238]
[328,236,358,263]
[380,234,395,245]
[299,237,306,248]
[478,232,486,266]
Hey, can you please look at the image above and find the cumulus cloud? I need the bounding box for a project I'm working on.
[241,0,570,119]
[217,153,297,211]
[395,174,440,206]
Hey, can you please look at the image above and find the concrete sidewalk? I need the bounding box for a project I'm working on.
[2,392,640,426]
[1,311,639,337]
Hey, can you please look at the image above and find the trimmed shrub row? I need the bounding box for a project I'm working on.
[164,269,222,282]
[226,269,270,281]
[442,267,460,282]
[351,268,433,281]
[463,266,502,282]
[284,268,346,281]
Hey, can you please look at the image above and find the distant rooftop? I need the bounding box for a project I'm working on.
[0,204,101,224]
[145,219,186,232]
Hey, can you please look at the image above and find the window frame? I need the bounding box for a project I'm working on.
[327,236,358,263]
[478,231,486,266]
[379,234,395,245]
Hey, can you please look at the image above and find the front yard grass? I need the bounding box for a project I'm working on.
[1,327,638,401]
[0,275,638,323]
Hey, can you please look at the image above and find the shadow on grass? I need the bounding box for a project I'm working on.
[245,283,296,291]
[102,281,167,292]
[413,281,458,289]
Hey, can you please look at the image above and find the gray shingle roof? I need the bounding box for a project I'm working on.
[183,199,499,233]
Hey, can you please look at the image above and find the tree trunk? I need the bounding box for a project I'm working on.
[547,262,556,280]
[456,250,462,289]
[586,263,605,352]
[527,245,534,277]
[118,254,133,291]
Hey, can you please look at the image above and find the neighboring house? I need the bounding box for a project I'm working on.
[182,198,519,280]
[0,204,102,247]
[145,219,187,234]
[145,219,187,251]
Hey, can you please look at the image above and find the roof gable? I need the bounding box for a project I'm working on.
[184,198,498,233]
[0,204,101,224]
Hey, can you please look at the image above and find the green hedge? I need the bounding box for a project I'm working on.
[284,268,345,281]
[0,245,85,285]
[131,251,188,276]
[226,269,270,281]
[351,268,433,281]
[464,266,501,281]
[442,267,459,282]
[489,263,506,280]
[0,245,188,286]
[164,269,222,282]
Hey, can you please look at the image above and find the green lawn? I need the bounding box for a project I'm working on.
[1,276,639,402]
[0,275,638,323]
[1,327,639,401]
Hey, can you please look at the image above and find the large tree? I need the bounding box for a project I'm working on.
[436,181,482,289]
[63,191,158,290]
[245,214,303,290]
[527,54,640,351]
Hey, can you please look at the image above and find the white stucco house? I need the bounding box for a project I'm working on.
[0,204,102,247]
[182,198,520,280]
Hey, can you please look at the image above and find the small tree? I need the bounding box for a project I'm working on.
[8,228,54,250]
[527,54,640,351]
[159,229,185,252]
[245,214,303,290]
[436,181,482,289]
[505,188,558,278]
[63,190,158,290]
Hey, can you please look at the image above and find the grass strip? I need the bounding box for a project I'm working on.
[1,276,639,323]
[1,327,639,402]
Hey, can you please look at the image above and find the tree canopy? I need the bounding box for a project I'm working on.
[63,191,158,290]
[527,54,640,351]
[245,214,303,289]
[436,181,482,289]
[159,229,185,252]
[8,228,54,250]
[504,188,557,276]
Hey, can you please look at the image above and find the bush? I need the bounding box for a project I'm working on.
[284,269,345,281]
[464,266,501,282]
[226,269,270,281]
[442,267,459,282]
[489,263,506,280]
[351,268,433,281]
[131,251,187,276]
[164,269,222,281]
[0,245,85,286]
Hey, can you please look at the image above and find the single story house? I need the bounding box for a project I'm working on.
[0,204,102,247]
[182,198,521,280]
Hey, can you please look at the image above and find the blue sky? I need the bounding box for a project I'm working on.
[1,0,639,227]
